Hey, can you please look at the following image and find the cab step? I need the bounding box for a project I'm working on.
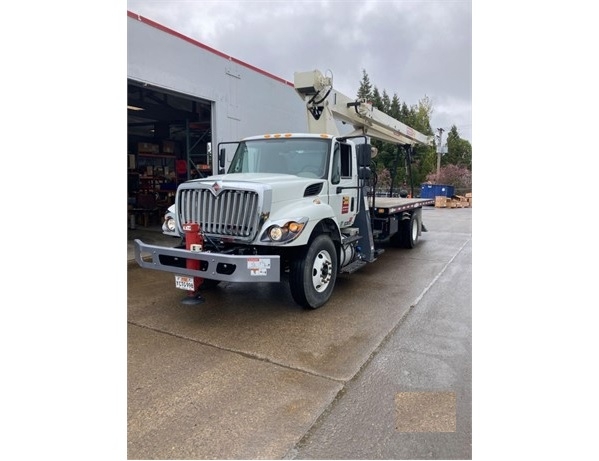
[340,259,368,274]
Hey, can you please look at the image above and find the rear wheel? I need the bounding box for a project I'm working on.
[289,234,338,309]
[392,212,421,249]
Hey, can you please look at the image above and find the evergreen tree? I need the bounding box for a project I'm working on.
[381,90,391,114]
[372,87,383,110]
[444,125,472,170]
[400,102,411,125]
[357,69,372,100]
[390,94,401,120]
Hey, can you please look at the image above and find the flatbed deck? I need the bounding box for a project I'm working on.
[368,197,434,215]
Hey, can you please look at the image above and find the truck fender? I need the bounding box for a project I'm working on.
[262,199,341,247]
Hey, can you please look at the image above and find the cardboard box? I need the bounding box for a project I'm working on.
[435,196,448,208]
[451,195,470,208]
[138,142,159,154]
[162,140,176,154]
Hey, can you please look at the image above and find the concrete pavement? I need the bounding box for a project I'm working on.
[127,206,472,459]
[127,224,180,264]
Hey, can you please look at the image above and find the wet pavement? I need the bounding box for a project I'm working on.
[127,206,472,459]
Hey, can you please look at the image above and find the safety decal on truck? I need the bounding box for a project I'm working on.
[342,196,350,214]
[247,257,271,276]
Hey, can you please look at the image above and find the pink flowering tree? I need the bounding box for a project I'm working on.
[426,164,472,194]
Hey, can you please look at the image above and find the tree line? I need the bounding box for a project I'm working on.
[355,69,472,195]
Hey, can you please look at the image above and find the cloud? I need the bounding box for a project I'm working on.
[127,0,472,141]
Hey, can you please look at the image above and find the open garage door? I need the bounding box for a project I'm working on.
[127,80,213,227]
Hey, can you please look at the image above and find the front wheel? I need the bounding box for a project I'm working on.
[289,234,338,309]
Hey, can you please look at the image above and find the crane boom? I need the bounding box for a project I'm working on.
[294,69,433,146]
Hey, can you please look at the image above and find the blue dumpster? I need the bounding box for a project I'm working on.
[420,183,455,198]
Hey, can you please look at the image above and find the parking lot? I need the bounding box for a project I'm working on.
[127,206,472,459]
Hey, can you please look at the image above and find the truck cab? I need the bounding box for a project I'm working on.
[216,133,362,239]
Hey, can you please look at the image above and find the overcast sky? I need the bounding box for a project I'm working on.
[127,0,472,143]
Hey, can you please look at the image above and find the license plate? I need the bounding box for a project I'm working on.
[175,275,195,291]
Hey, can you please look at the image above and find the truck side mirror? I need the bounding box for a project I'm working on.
[358,167,371,180]
[219,148,226,174]
[356,144,372,167]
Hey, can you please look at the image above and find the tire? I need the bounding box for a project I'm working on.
[289,234,338,309]
[393,212,421,249]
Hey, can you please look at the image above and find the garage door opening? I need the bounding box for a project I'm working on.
[127,80,213,227]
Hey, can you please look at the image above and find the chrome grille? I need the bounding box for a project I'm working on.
[178,188,260,239]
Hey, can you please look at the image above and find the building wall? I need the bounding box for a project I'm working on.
[127,14,307,152]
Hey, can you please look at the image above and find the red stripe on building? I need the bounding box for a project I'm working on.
[127,11,294,88]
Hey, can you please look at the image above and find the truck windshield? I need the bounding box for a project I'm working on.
[227,138,330,179]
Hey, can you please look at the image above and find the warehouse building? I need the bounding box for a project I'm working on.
[127,11,306,223]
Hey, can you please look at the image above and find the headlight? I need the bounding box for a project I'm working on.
[261,219,307,243]
[165,217,176,232]
[269,226,285,241]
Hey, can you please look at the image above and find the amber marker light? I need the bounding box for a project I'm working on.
[288,222,304,233]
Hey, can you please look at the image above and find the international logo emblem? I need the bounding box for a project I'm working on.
[210,181,222,195]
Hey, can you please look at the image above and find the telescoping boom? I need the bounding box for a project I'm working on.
[294,69,433,146]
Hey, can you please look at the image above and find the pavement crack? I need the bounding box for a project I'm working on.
[409,238,470,308]
[127,320,345,383]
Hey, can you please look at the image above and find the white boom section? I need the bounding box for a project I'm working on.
[294,69,433,146]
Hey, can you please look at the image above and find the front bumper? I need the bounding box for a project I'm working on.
[133,239,281,283]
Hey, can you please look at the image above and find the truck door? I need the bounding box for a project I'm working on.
[329,140,358,229]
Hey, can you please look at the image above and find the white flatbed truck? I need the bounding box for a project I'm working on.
[134,69,434,308]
